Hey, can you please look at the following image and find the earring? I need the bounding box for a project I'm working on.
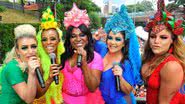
[17,54,20,58]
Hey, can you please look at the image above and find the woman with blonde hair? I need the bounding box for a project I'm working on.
[0,24,40,104]
[141,0,185,103]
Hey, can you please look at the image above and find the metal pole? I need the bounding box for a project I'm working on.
[13,0,15,9]
[54,0,57,19]
[134,0,136,25]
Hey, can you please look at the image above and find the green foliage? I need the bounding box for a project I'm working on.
[89,12,102,29]
[56,3,65,30]
[0,23,40,63]
[176,0,185,5]
[0,6,6,12]
[166,3,179,12]
[127,0,153,13]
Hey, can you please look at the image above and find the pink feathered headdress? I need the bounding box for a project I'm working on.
[63,3,90,29]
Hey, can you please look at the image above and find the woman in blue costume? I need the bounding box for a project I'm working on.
[97,4,143,104]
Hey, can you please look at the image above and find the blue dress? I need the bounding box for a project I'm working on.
[94,40,137,104]
[100,61,136,104]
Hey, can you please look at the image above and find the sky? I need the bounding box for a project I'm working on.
[92,0,172,10]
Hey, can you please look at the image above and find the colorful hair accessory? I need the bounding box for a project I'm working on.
[104,5,135,39]
[104,4,143,85]
[63,3,90,29]
[35,6,65,104]
[145,0,185,36]
[36,29,65,104]
[40,6,58,30]
[151,24,167,34]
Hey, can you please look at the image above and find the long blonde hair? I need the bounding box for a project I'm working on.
[142,29,185,80]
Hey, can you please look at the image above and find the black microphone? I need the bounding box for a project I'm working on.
[113,62,120,91]
[77,54,82,67]
[35,67,45,88]
[49,53,59,85]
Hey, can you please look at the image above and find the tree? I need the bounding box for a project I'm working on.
[140,0,153,11]
[175,0,185,6]
[166,3,178,12]
[89,12,102,29]
[127,0,154,13]
[167,0,185,14]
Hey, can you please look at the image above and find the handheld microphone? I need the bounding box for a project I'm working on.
[35,67,45,88]
[49,53,59,85]
[77,54,82,67]
[113,62,120,91]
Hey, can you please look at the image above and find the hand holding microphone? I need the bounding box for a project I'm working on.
[49,53,59,85]
[28,56,45,88]
[77,54,82,67]
[112,62,123,91]
[74,47,86,67]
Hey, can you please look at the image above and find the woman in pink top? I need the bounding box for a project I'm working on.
[60,3,104,104]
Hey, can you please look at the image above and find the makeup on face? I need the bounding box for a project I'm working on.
[41,36,57,42]
[70,28,88,49]
[107,35,123,42]
[107,31,125,54]
[17,37,37,62]
[21,44,37,50]
[149,29,173,55]
[41,29,59,54]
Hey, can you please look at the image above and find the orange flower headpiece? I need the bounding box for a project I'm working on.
[145,0,184,36]
[63,3,90,29]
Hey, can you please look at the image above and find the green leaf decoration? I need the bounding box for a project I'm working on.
[168,21,175,29]
[41,19,47,22]
[162,11,167,21]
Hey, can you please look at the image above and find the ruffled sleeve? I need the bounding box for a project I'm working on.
[5,60,25,85]
[89,52,104,71]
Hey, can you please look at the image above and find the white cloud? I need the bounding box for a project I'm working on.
[92,0,104,8]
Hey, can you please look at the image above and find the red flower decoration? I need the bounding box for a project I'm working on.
[165,22,172,30]
[174,20,183,28]
[155,13,162,21]
[173,27,184,35]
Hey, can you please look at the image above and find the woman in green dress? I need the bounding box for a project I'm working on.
[0,24,40,104]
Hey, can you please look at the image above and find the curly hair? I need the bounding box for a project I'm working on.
[61,24,94,69]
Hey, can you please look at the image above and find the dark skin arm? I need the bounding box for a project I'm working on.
[36,64,60,98]
[75,47,102,92]
[81,62,102,92]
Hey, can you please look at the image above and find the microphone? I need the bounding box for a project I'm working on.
[113,62,120,91]
[35,67,45,88]
[49,53,59,85]
[77,54,82,67]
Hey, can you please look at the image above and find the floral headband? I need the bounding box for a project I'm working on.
[145,0,184,36]
[63,3,90,29]
[40,6,58,30]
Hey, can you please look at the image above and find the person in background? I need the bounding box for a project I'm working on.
[33,7,65,104]
[60,3,104,104]
[135,26,148,55]
[141,0,185,103]
[96,4,143,104]
[92,29,107,58]
[0,24,39,104]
